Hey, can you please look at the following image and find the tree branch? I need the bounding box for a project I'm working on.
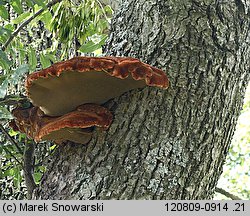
[0,94,28,106]
[1,0,62,51]
[215,187,242,200]
[23,140,36,199]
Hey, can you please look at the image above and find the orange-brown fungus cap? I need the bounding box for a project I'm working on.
[10,104,113,144]
[26,56,169,116]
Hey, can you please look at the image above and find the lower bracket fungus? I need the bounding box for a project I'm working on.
[10,104,113,144]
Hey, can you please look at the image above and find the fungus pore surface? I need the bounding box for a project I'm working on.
[26,56,169,116]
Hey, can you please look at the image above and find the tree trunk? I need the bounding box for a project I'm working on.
[35,0,250,199]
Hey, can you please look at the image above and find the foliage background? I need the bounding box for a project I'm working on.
[0,0,112,199]
[214,84,250,200]
[0,0,249,200]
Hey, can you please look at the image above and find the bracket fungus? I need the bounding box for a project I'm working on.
[11,56,169,144]
[26,56,169,116]
[10,104,113,144]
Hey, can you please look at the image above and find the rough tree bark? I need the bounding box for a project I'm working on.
[34,0,250,199]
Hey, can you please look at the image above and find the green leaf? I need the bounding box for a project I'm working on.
[34,0,46,8]
[34,172,42,184]
[40,11,53,29]
[4,23,15,31]
[79,35,107,53]
[10,64,29,84]
[0,74,7,84]
[4,167,20,178]
[40,54,51,68]
[13,168,22,189]
[0,5,9,20]
[18,48,26,65]
[104,5,113,16]
[12,11,31,24]
[0,24,14,44]
[11,0,23,14]
[9,129,18,136]
[0,106,13,120]
[0,26,12,37]
[28,48,37,71]
[0,28,7,43]
[16,64,29,75]
[0,49,11,70]
[1,64,29,91]
[49,144,57,151]
[80,41,96,53]
[46,53,56,63]
[24,0,35,8]
[3,169,12,177]
[0,79,8,98]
